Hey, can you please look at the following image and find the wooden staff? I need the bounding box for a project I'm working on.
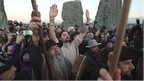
[31,0,44,49]
[109,0,132,78]
[31,0,52,79]
[31,0,39,17]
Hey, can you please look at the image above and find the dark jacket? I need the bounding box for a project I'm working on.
[81,50,102,80]
[0,44,20,75]
[12,43,22,71]
[29,42,43,80]
[78,39,89,55]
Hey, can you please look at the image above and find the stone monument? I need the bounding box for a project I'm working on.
[0,0,8,28]
[61,0,83,29]
[95,0,122,30]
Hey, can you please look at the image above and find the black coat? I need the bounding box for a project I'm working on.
[81,50,104,80]
[78,39,89,55]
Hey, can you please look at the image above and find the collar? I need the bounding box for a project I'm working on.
[86,50,98,61]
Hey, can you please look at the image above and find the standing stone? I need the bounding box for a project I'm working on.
[61,0,83,29]
[0,0,8,28]
[95,0,122,30]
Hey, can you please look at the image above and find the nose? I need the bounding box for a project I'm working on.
[66,34,70,38]
[129,63,135,70]
[96,46,98,50]
[55,47,60,55]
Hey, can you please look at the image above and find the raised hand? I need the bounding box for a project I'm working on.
[86,9,90,20]
[98,68,121,81]
[16,32,24,44]
[98,68,121,80]
[29,17,41,46]
[29,11,42,32]
[29,11,42,46]
[98,68,112,80]
[49,4,58,20]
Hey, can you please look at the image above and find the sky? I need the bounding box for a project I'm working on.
[4,0,144,23]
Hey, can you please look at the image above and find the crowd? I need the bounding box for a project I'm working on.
[0,4,143,80]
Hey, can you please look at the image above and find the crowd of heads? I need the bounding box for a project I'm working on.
[0,9,143,80]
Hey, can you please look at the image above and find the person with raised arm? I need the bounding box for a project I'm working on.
[49,4,88,65]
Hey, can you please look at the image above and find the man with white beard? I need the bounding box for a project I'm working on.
[45,39,71,80]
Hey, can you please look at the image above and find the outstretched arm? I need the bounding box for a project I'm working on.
[77,9,90,40]
[85,9,91,25]
[72,10,90,45]
[49,4,59,43]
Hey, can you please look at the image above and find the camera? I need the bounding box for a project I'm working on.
[23,30,33,36]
